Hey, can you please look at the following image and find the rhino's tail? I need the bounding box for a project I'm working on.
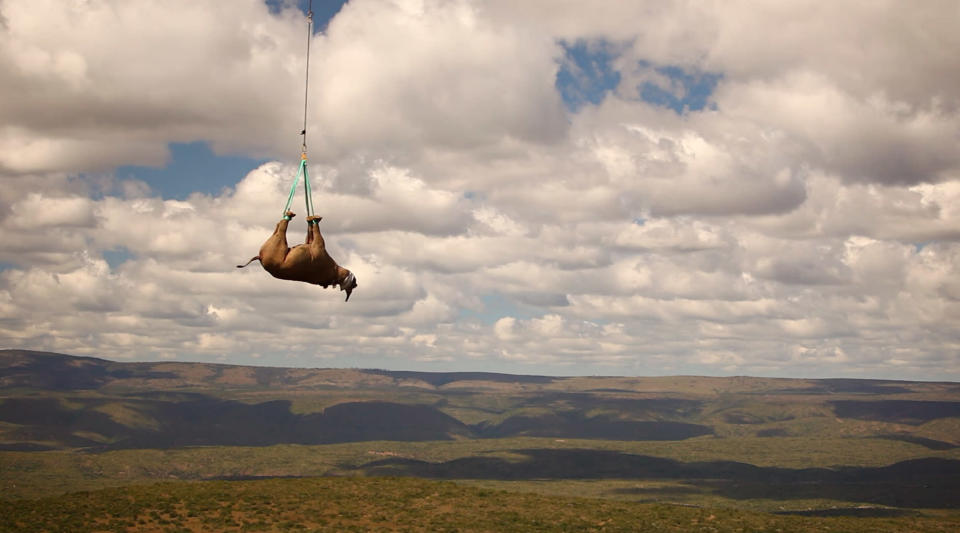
[236,256,261,268]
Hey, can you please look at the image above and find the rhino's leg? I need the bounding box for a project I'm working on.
[259,212,295,267]
[306,216,325,251]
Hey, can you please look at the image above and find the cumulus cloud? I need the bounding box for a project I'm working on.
[717,72,960,185]
[313,0,567,157]
[0,0,958,380]
[0,0,309,172]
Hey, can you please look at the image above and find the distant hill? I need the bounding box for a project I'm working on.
[2,349,959,451]
[0,350,558,391]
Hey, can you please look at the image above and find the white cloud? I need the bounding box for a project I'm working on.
[0,0,304,173]
[0,0,958,380]
[717,72,960,185]
[313,0,567,157]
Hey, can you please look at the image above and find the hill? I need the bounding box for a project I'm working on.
[2,349,960,524]
[2,349,959,451]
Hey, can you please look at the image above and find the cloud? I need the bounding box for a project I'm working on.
[0,0,304,173]
[744,173,960,243]
[313,0,568,157]
[489,1,960,110]
[486,0,960,187]
[0,0,958,380]
[717,72,960,185]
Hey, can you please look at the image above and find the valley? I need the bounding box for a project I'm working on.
[2,349,959,530]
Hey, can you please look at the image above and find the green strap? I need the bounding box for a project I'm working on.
[282,158,316,218]
[282,159,303,217]
[303,161,315,217]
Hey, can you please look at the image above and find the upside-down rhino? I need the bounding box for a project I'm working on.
[238,211,357,301]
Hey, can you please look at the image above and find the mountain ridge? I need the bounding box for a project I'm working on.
[2,349,959,452]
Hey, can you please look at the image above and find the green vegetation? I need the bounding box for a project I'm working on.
[3,477,959,533]
[1,436,956,496]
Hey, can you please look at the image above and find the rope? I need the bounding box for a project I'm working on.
[285,1,315,218]
[301,0,313,154]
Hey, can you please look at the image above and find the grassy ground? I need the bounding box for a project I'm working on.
[4,436,959,498]
[4,436,960,515]
[457,478,955,516]
[2,476,959,533]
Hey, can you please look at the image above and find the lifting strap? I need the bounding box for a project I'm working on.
[283,0,315,218]
[283,153,314,217]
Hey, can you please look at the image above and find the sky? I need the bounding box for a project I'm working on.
[1,0,959,380]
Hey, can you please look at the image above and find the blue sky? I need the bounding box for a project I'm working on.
[266,0,349,30]
[116,142,267,200]
[556,40,622,111]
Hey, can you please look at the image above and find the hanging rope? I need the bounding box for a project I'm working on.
[285,0,315,218]
[300,0,313,154]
